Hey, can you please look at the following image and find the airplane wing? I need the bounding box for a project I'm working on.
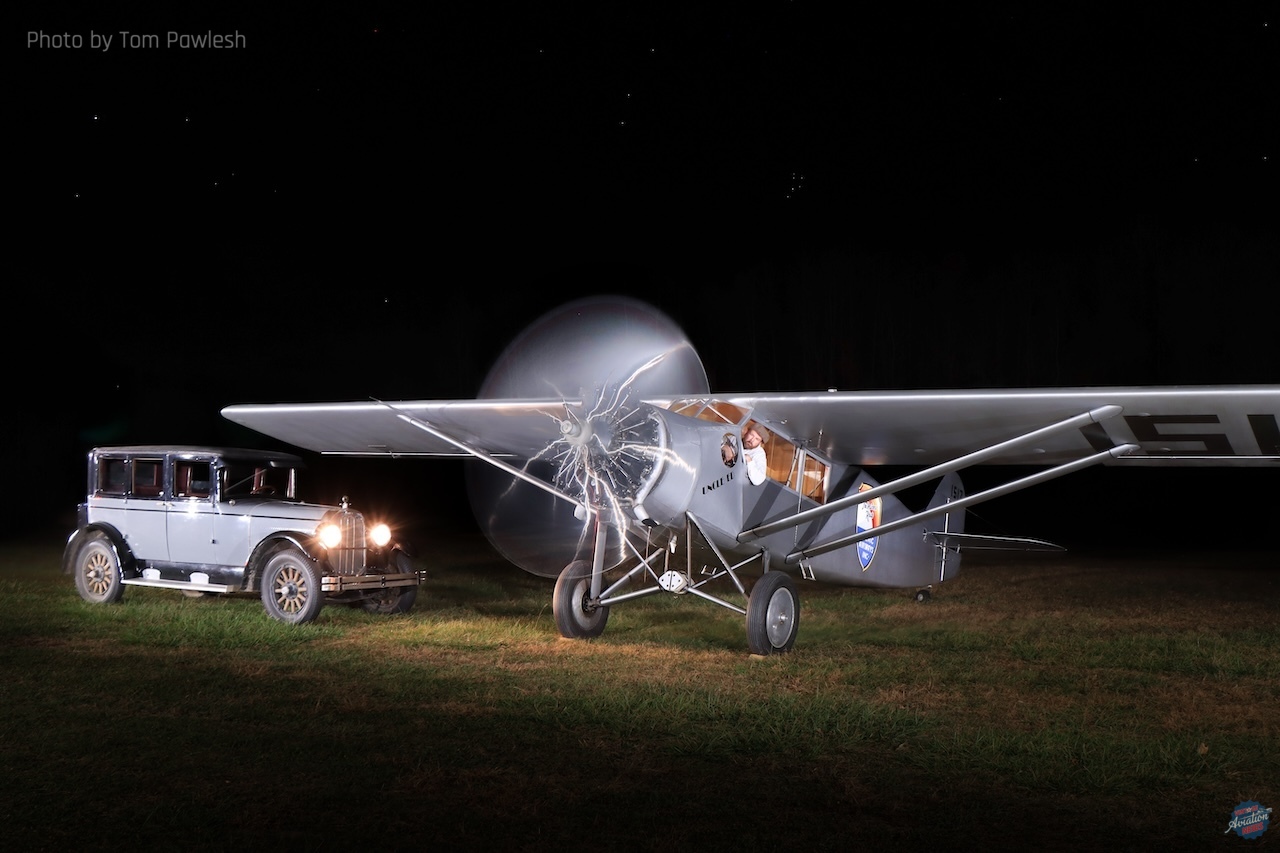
[223,385,1278,468]
[722,385,1279,468]
[223,398,585,460]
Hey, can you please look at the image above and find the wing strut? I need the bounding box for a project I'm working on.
[741,404,1124,542]
[389,405,588,513]
[784,443,1138,564]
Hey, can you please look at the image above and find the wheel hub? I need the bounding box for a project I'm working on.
[552,386,663,506]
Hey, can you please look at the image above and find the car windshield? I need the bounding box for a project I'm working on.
[221,462,297,500]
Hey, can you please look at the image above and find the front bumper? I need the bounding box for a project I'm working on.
[321,570,426,593]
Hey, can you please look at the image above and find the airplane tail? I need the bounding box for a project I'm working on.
[769,469,1060,591]
[923,470,1064,584]
[792,469,968,590]
[923,471,966,585]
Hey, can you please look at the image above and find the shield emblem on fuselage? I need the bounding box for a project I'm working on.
[856,482,882,571]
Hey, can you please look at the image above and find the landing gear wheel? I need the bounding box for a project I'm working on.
[260,547,324,624]
[914,587,932,603]
[74,532,125,605]
[361,550,420,615]
[746,571,799,655]
[553,560,609,639]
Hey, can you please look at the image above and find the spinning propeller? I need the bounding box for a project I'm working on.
[465,296,709,577]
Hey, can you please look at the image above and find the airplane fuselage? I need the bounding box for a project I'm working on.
[616,403,963,590]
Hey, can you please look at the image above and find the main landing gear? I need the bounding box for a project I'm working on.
[745,571,799,655]
[550,556,800,656]
[553,560,610,639]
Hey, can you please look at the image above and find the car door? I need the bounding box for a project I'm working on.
[166,457,218,566]
[113,455,169,561]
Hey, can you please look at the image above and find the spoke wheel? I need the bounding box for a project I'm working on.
[260,548,324,624]
[746,571,799,655]
[361,550,420,615]
[553,560,609,639]
[74,532,125,605]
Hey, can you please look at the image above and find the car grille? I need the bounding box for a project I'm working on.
[329,512,367,576]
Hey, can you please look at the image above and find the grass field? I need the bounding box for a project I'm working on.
[1,529,1276,852]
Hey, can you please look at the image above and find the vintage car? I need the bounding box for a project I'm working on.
[63,445,425,623]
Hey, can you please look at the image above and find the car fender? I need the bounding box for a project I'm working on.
[62,523,135,576]
[244,531,322,590]
[367,539,413,569]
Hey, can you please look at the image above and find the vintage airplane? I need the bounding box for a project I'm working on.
[222,297,1279,654]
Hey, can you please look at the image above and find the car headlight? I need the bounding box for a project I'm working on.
[369,523,392,548]
[318,522,342,549]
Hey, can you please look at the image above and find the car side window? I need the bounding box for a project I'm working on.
[99,458,129,496]
[221,464,254,500]
[174,461,212,498]
[132,458,164,498]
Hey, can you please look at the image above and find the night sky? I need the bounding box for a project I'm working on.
[13,7,1276,547]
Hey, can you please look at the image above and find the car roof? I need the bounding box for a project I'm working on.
[90,445,305,465]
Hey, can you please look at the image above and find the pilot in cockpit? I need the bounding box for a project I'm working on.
[741,423,768,486]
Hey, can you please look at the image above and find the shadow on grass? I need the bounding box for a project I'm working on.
[1,535,1276,852]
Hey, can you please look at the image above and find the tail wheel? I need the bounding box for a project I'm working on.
[74,532,125,605]
[553,560,609,639]
[746,571,799,655]
[260,547,324,624]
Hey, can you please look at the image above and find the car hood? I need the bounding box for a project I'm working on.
[223,499,344,524]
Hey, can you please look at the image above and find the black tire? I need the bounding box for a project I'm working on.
[746,571,799,655]
[914,588,932,603]
[361,550,419,615]
[553,560,609,639]
[260,547,324,624]
[73,532,125,605]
